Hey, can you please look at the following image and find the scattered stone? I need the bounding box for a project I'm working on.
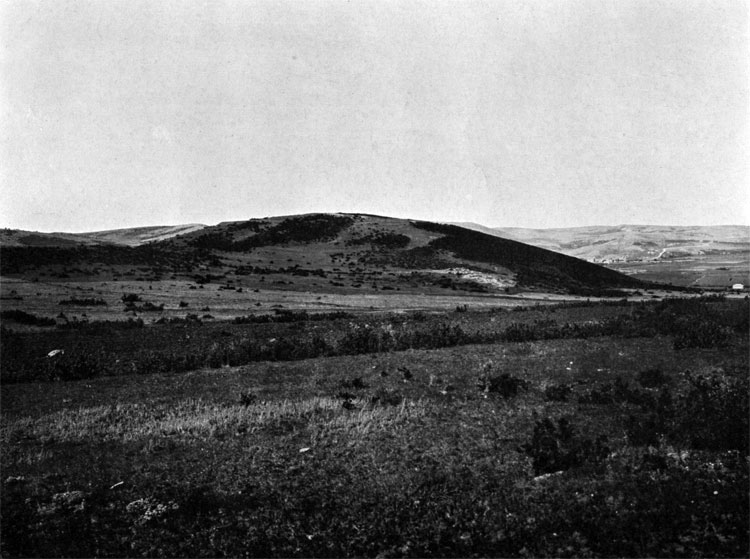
[5,476,26,486]
[532,471,564,483]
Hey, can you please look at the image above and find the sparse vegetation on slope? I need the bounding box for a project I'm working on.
[2,213,660,295]
[190,214,356,251]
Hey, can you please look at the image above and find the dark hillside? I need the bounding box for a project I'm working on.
[0,244,208,275]
[410,222,645,293]
[174,213,653,293]
[189,214,355,251]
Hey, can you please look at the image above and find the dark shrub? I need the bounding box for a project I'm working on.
[369,387,404,406]
[121,293,142,303]
[636,366,669,388]
[544,382,573,402]
[625,369,748,453]
[502,323,539,342]
[625,388,675,446]
[578,383,615,405]
[677,370,749,452]
[520,417,609,475]
[231,214,355,249]
[409,310,428,321]
[0,310,55,326]
[397,323,469,350]
[340,376,368,390]
[336,391,357,401]
[58,298,107,306]
[58,318,144,331]
[477,372,529,398]
[337,325,396,355]
[348,232,410,248]
[189,232,235,250]
[239,390,257,406]
[233,311,352,325]
[673,320,733,349]
[44,351,110,381]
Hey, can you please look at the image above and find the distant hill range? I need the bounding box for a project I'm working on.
[0,214,656,295]
[451,223,750,263]
[0,224,206,248]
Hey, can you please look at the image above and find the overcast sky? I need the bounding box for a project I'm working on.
[1,0,748,232]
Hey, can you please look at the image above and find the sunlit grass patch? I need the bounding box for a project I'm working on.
[1,396,427,446]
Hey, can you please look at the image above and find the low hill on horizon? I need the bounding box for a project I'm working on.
[0,224,207,248]
[1,213,650,296]
[452,223,750,263]
[450,222,749,287]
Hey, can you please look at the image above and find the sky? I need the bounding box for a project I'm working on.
[1,0,748,233]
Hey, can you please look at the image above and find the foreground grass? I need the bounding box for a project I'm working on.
[2,330,748,557]
[1,397,427,447]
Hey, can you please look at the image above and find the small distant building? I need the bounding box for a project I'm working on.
[731,283,744,291]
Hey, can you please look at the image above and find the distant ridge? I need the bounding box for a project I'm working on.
[451,223,750,263]
[0,224,207,248]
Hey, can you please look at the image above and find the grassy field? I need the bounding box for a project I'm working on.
[0,272,713,328]
[611,253,750,288]
[1,295,748,557]
[0,276,577,323]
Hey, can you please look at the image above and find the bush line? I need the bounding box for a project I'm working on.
[2,297,747,382]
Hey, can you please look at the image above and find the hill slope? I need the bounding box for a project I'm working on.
[2,213,651,295]
[0,229,103,248]
[168,213,646,294]
[79,224,207,246]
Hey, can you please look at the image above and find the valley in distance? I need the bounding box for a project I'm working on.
[1,213,748,558]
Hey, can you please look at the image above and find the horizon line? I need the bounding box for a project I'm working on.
[3,212,750,236]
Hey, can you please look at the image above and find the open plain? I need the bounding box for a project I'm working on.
[1,215,748,557]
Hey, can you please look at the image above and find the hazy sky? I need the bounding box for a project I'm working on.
[1,0,748,232]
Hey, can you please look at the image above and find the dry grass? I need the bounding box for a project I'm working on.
[1,397,427,450]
